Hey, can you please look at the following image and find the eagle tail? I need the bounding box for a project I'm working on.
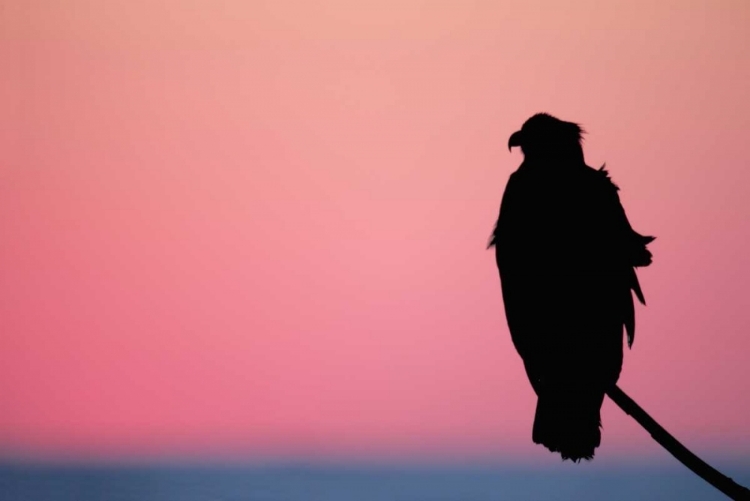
[532,391,604,462]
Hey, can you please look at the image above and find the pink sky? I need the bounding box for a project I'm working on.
[1,1,749,462]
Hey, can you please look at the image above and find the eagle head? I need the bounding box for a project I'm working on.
[508,113,585,164]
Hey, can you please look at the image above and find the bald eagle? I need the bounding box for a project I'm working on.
[489,113,654,461]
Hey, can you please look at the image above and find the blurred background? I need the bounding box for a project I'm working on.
[1,1,749,499]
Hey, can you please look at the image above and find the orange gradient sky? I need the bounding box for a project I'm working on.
[1,1,749,462]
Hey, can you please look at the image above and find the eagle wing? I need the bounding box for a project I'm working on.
[589,166,654,347]
[492,166,653,392]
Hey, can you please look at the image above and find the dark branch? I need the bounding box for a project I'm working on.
[607,385,750,501]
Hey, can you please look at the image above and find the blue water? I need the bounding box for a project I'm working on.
[1,461,748,501]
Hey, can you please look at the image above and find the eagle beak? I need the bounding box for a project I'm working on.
[508,130,522,151]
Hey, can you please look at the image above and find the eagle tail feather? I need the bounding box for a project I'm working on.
[533,392,603,462]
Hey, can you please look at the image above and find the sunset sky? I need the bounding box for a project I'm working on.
[1,1,749,463]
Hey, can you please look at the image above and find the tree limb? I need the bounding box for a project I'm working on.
[607,385,750,501]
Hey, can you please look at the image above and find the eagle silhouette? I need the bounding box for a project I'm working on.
[489,113,654,461]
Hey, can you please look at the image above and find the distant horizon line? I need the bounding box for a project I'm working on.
[2,451,748,471]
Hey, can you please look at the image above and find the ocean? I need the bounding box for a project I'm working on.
[2,460,749,501]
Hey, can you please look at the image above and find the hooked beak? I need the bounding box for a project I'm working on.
[508,130,523,151]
